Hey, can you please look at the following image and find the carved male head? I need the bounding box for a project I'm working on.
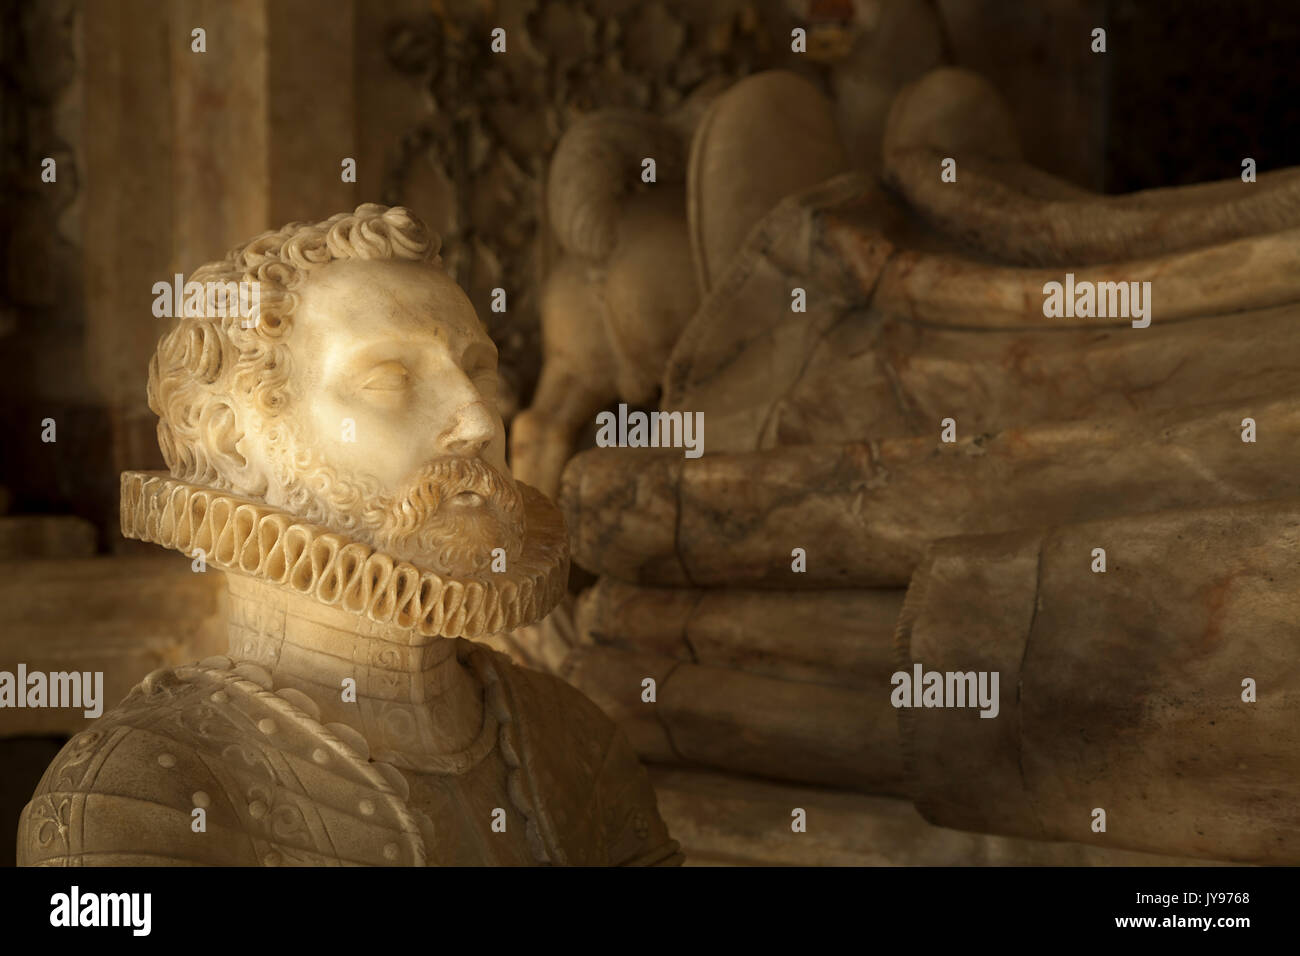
[148,204,524,577]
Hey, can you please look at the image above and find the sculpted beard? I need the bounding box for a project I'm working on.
[265,424,526,576]
[374,456,526,574]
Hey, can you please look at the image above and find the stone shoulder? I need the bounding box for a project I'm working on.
[487,650,683,866]
[18,660,422,867]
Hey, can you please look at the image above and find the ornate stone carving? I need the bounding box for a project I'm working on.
[511,69,852,498]
[544,62,1300,863]
[18,203,681,867]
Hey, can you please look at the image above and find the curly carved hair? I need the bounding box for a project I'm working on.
[148,204,440,492]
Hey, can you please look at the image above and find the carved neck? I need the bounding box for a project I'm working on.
[119,469,570,773]
[224,573,488,770]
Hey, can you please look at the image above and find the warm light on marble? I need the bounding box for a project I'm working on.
[18,204,681,867]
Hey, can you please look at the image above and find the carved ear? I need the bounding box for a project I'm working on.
[200,401,268,496]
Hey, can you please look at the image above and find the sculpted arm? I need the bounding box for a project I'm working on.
[17,704,258,867]
[596,724,684,867]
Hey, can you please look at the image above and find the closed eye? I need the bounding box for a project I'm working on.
[360,361,410,391]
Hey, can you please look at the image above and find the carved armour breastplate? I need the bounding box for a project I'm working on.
[20,647,679,866]
[17,472,682,867]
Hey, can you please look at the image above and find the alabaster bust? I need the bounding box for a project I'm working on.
[18,204,681,866]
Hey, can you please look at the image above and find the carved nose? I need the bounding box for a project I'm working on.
[438,401,495,456]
